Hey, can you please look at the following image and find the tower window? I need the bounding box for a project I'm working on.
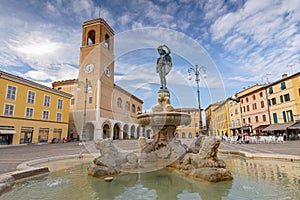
[104,34,110,48]
[87,30,95,45]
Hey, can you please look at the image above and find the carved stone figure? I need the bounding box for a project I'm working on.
[156,45,172,90]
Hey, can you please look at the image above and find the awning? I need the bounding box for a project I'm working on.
[253,124,269,131]
[0,130,16,134]
[288,121,300,130]
[262,122,295,131]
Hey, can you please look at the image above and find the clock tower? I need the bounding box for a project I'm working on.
[77,18,115,119]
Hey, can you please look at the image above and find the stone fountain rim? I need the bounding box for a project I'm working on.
[137,112,191,118]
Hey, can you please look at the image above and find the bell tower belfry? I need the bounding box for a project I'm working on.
[77,18,115,119]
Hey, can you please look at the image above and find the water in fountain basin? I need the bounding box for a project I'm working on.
[2,155,300,200]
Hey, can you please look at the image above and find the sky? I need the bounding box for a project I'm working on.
[0,0,300,111]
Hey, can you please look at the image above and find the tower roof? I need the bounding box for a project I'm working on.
[82,18,114,35]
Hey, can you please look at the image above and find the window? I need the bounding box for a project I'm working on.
[182,132,186,138]
[4,104,14,116]
[243,107,246,112]
[252,95,256,100]
[255,116,259,122]
[252,103,257,110]
[241,99,243,104]
[269,87,273,94]
[87,30,95,45]
[137,107,141,112]
[243,118,246,124]
[236,119,240,126]
[248,117,251,123]
[195,122,198,127]
[262,114,267,122]
[271,98,276,105]
[27,91,35,104]
[88,97,93,104]
[261,101,265,108]
[281,82,286,90]
[268,99,272,106]
[259,92,263,98]
[283,111,287,123]
[273,113,278,123]
[71,98,75,105]
[25,107,34,118]
[6,85,17,100]
[57,99,63,110]
[188,132,192,138]
[246,97,249,103]
[246,105,250,111]
[175,133,178,138]
[280,95,284,103]
[105,34,110,48]
[38,128,49,143]
[131,104,136,113]
[125,101,130,111]
[284,94,290,102]
[117,97,122,108]
[235,109,238,114]
[44,95,50,107]
[287,110,294,122]
[56,113,62,122]
[42,110,49,120]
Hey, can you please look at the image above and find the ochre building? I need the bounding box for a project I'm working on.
[0,71,71,145]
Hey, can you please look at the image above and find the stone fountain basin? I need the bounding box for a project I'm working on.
[137,112,191,127]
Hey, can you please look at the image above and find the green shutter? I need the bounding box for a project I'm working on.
[289,110,294,121]
[280,95,283,103]
[273,113,278,123]
[282,111,287,123]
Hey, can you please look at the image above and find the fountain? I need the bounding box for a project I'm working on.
[88,45,233,182]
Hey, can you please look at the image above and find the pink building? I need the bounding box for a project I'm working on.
[237,84,271,135]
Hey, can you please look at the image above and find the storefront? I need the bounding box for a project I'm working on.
[0,129,15,145]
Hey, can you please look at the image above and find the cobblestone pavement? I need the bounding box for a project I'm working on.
[0,139,299,175]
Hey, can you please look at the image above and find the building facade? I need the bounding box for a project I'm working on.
[263,73,300,136]
[174,108,201,139]
[0,71,71,145]
[52,18,145,141]
[228,98,242,136]
[212,100,230,136]
[237,84,271,135]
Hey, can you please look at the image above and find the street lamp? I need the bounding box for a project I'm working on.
[188,65,207,136]
[77,78,92,142]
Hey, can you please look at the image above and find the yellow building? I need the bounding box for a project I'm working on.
[212,100,230,136]
[174,108,202,138]
[228,98,242,136]
[263,73,300,136]
[52,18,144,141]
[205,102,222,136]
[0,71,71,145]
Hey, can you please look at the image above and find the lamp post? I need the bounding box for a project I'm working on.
[188,65,207,136]
[77,78,92,142]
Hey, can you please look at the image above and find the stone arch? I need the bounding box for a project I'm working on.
[113,123,121,140]
[102,121,111,139]
[130,125,135,139]
[137,126,141,138]
[105,34,110,48]
[146,129,152,139]
[188,132,192,138]
[85,122,95,141]
[87,30,95,45]
[182,132,186,138]
[123,124,129,139]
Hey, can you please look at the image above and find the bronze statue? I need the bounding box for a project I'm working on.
[156,45,172,90]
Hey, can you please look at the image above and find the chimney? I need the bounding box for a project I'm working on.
[282,74,288,79]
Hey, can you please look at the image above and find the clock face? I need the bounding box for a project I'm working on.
[85,63,94,73]
[104,66,111,77]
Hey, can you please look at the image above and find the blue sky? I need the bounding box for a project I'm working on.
[0,0,299,110]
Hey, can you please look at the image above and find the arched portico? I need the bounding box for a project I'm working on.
[102,122,111,139]
[123,124,129,139]
[113,123,121,140]
[130,125,135,139]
